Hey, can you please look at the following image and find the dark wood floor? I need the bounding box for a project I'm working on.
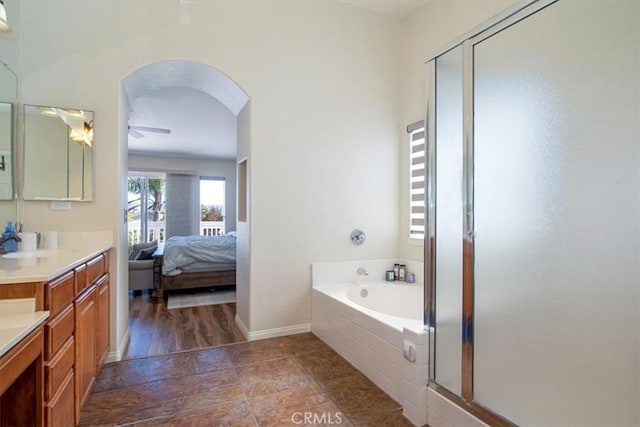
[85,292,420,425]
[123,290,247,360]
[82,333,415,426]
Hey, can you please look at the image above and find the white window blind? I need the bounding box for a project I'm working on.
[408,121,426,239]
[165,173,198,239]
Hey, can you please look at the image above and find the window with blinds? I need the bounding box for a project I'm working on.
[408,121,426,239]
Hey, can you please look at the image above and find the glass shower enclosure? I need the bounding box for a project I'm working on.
[425,0,639,425]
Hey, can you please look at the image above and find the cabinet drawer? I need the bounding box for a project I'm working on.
[86,254,105,286]
[45,336,74,401]
[45,304,74,359]
[45,368,74,427]
[46,271,75,316]
[75,262,88,295]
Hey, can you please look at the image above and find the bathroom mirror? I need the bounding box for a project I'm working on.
[0,63,16,203]
[23,104,94,201]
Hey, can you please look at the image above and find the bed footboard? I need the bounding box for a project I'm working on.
[152,254,236,303]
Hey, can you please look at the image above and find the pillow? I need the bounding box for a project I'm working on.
[129,240,158,260]
[135,246,157,260]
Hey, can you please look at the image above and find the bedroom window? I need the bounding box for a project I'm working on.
[408,121,426,240]
[200,177,225,235]
[128,173,166,244]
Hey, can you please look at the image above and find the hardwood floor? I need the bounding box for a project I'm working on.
[123,289,246,360]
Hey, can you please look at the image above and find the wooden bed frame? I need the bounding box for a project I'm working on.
[151,251,236,303]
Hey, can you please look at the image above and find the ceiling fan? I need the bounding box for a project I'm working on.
[128,125,171,138]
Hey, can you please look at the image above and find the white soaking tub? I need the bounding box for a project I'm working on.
[311,259,428,426]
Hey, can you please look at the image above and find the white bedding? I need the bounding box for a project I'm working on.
[162,234,236,276]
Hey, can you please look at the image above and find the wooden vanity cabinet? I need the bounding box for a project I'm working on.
[95,275,110,369]
[74,285,96,422]
[0,326,44,427]
[40,251,110,427]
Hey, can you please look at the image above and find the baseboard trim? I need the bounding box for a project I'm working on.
[234,315,311,341]
[235,314,250,340]
[104,327,130,363]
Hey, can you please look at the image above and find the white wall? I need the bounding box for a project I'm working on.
[0,0,19,73]
[128,154,237,232]
[236,102,251,330]
[17,1,401,343]
[0,0,20,231]
[398,0,517,261]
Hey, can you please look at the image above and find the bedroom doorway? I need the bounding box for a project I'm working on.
[120,60,250,360]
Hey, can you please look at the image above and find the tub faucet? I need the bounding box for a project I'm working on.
[0,235,21,254]
[357,267,369,276]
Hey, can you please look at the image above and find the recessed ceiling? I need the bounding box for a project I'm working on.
[128,86,237,160]
[341,0,428,18]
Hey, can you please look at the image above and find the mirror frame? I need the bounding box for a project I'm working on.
[22,104,94,201]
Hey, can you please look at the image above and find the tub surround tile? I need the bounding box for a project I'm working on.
[403,327,429,346]
[403,381,428,411]
[311,259,424,288]
[404,400,429,427]
[425,409,453,427]
[427,387,488,427]
[312,275,431,425]
[369,332,403,364]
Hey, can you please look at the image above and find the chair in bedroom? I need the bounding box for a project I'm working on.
[128,241,158,292]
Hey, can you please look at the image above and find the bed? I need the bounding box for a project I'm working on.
[151,233,237,303]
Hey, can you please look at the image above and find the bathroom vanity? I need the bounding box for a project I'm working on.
[0,244,111,427]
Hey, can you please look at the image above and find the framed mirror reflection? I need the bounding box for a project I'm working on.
[0,62,16,204]
[23,104,94,201]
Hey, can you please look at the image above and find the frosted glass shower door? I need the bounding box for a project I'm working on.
[433,46,464,397]
[472,1,639,425]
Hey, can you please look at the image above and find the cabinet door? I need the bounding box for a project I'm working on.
[74,285,96,423]
[45,369,74,427]
[95,275,110,370]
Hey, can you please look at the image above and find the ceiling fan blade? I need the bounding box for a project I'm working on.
[128,128,144,138]
[129,125,171,135]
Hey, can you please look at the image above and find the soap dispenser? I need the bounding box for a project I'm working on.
[2,221,18,252]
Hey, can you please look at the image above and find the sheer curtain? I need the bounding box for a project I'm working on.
[165,172,198,239]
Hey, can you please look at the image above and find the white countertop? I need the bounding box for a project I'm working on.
[0,244,112,284]
[0,310,50,357]
[0,232,113,357]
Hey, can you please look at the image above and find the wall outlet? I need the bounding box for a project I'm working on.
[50,201,71,211]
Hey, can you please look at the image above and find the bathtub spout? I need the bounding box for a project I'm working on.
[357,267,369,276]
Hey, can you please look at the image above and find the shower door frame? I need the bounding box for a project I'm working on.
[423,0,558,424]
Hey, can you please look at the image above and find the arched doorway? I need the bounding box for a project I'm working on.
[120,60,249,359]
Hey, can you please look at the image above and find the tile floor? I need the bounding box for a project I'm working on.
[80,333,417,426]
